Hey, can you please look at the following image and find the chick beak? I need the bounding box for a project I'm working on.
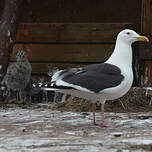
[136,36,149,42]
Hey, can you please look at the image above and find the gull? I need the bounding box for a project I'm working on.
[43,29,149,127]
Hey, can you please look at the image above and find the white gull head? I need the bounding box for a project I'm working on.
[117,29,149,44]
[106,29,149,67]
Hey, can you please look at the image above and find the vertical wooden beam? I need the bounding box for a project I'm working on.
[139,0,152,86]
[141,0,152,35]
[143,61,152,85]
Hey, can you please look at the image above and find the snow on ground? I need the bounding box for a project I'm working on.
[0,107,152,152]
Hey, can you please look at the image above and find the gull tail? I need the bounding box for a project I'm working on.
[41,85,73,91]
[41,87,60,91]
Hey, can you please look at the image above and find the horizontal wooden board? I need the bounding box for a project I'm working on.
[12,44,114,62]
[0,0,141,23]
[15,23,136,43]
[30,63,84,74]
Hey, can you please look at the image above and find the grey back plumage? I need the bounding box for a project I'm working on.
[52,63,124,93]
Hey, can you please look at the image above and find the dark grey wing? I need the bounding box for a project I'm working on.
[83,63,122,75]
[62,63,124,93]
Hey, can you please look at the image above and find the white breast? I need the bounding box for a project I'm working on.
[99,67,133,100]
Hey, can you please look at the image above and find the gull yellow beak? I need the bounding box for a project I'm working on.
[136,36,149,42]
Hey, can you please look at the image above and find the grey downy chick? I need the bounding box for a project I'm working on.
[2,50,32,101]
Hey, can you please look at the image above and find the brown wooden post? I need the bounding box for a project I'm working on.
[141,0,152,35]
[138,0,152,86]
[0,0,26,74]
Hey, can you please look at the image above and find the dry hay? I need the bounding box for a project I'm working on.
[1,87,152,113]
[53,87,152,113]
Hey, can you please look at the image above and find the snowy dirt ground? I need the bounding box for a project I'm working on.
[0,106,152,152]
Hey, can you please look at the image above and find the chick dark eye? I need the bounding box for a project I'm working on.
[127,32,130,35]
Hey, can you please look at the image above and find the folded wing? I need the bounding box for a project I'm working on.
[51,63,124,93]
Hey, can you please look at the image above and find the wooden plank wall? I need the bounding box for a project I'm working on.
[0,0,141,75]
[0,0,141,23]
[12,23,137,74]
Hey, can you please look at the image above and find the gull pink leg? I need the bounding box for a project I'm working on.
[101,104,107,127]
[92,103,98,125]
[101,104,114,127]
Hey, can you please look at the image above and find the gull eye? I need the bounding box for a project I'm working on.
[127,32,130,35]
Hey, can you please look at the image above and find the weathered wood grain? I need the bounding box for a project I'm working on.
[12,23,137,74]
[0,0,141,23]
[15,23,136,43]
[14,0,142,23]
[141,0,152,35]
[12,44,114,62]
[143,61,152,85]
